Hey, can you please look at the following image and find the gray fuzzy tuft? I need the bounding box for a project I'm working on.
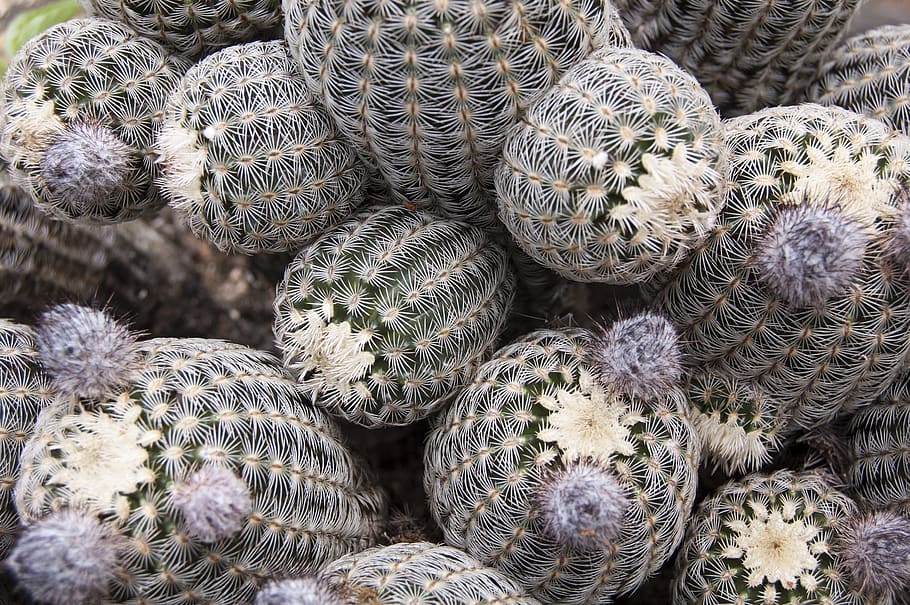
[39,123,135,214]
[590,312,682,401]
[34,303,140,400]
[170,464,252,542]
[838,509,910,599]
[753,204,867,308]
[254,576,343,605]
[887,185,910,268]
[535,462,629,552]
[5,509,121,605]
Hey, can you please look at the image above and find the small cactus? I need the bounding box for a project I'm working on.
[157,40,367,254]
[273,204,515,427]
[836,508,910,603]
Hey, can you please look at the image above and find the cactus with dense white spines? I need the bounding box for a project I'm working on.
[657,104,910,430]
[157,41,367,254]
[283,0,631,229]
[809,24,910,136]
[12,305,387,605]
[611,0,866,117]
[273,204,515,428]
[424,319,698,603]
[0,18,190,224]
[496,46,728,284]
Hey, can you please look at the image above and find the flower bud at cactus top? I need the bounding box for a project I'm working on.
[0,18,189,224]
[254,577,344,605]
[157,40,366,255]
[5,508,122,605]
[886,185,910,268]
[837,509,910,601]
[496,46,727,284]
[274,204,515,427]
[33,304,140,401]
[169,464,251,543]
[589,311,682,402]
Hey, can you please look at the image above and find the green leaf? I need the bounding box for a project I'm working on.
[2,0,83,73]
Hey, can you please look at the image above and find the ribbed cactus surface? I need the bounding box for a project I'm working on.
[496,46,727,284]
[283,0,630,229]
[273,204,515,427]
[15,337,387,604]
[424,327,698,603]
[157,40,366,254]
[657,104,910,429]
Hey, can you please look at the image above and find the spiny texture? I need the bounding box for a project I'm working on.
[611,0,866,116]
[686,371,790,475]
[809,24,910,136]
[273,204,515,427]
[424,328,698,603]
[657,104,910,430]
[846,373,910,513]
[83,0,282,59]
[672,470,859,605]
[168,464,251,543]
[283,0,630,230]
[836,509,910,602]
[0,320,53,559]
[157,41,366,254]
[0,18,188,224]
[320,541,542,604]
[254,577,343,605]
[496,46,727,284]
[15,338,387,604]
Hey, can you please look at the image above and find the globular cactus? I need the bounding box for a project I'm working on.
[657,104,910,430]
[611,0,866,116]
[808,24,910,136]
[273,204,515,428]
[0,18,189,223]
[424,314,699,603]
[157,41,367,255]
[496,46,727,284]
[257,542,542,604]
[11,304,388,605]
[283,0,631,229]
[82,0,282,59]
[673,469,910,605]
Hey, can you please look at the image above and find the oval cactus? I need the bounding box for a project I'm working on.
[273,204,515,427]
[0,18,189,223]
[496,46,727,284]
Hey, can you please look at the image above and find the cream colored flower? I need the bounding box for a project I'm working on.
[291,310,374,395]
[731,509,821,589]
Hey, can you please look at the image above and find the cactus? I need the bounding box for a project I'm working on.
[809,24,910,136]
[157,40,367,255]
[12,304,388,605]
[611,0,866,116]
[424,317,698,603]
[273,204,515,428]
[82,0,283,59]
[283,0,631,230]
[496,46,727,284]
[657,103,910,430]
[0,17,189,223]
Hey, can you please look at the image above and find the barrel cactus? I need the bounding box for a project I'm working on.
[809,24,910,136]
[11,304,388,605]
[424,314,699,603]
[496,46,728,284]
[157,40,367,254]
[611,0,866,116]
[657,103,910,430]
[283,0,630,229]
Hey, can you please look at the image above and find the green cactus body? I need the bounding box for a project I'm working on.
[320,541,542,604]
[424,328,698,603]
[657,104,910,430]
[611,0,866,116]
[672,470,860,605]
[847,374,910,513]
[809,24,910,137]
[0,18,189,223]
[274,204,515,427]
[15,338,387,604]
[283,0,630,230]
[0,319,53,559]
[157,41,366,255]
[496,46,727,284]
